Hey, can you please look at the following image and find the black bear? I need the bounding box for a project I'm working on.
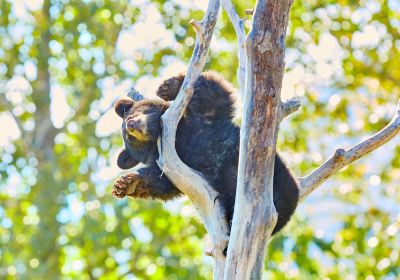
[113,72,299,235]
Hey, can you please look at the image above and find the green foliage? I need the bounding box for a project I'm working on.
[0,0,399,279]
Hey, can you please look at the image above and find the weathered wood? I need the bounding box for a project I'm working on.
[281,97,301,120]
[221,0,246,100]
[155,0,399,278]
[157,1,230,278]
[224,0,293,279]
[299,99,400,201]
[246,9,254,15]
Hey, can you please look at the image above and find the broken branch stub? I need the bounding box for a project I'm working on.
[127,87,144,101]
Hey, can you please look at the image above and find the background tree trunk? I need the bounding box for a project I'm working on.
[29,1,62,278]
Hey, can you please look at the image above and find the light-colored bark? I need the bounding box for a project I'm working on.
[156,1,230,278]
[281,97,301,120]
[299,99,400,201]
[156,0,399,279]
[224,0,293,279]
[220,0,246,100]
[127,87,144,101]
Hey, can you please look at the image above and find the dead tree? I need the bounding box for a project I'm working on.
[155,0,400,279]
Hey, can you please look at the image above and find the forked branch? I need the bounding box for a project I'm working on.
[299,99,400,201]
[157,1,230,278]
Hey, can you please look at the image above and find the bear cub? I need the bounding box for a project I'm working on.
[113,72,299,235]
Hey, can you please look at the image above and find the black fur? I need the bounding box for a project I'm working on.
[114,72,299,235]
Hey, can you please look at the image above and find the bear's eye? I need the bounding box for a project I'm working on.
[127,134,136,141]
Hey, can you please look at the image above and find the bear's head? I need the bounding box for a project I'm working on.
[114,98,169,169]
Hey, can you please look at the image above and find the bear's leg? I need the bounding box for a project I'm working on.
[112,165,181,201]
[156,73,234,119]
[156,74,185,101]
[188,74,234,120]
[272,154,300,234]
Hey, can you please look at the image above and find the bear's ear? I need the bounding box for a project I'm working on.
[117,149,139,169]
[115,99,135,118]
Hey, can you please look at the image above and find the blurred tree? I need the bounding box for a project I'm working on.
[0,0,399,279]
[0,0,209,279]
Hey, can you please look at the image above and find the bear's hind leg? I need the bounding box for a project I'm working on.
[188,73,236,121]
[156,72,236,120]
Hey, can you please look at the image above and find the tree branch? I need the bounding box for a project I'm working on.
[220,0,246,99]
[157,1,230,278]
[299,99,400,201]
[127,87,144,101]
[281,97,301,120]
[0,93,31,151]
[0,94,25,136]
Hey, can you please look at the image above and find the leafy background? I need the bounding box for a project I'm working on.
[0,0,399,279]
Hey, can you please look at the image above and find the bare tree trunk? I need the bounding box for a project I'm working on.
[29,1,62,278]
[157,0,400,279]
[223,0,293,279]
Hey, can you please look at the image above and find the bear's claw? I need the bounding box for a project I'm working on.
[156,77,182,101]
[112,173,140,198]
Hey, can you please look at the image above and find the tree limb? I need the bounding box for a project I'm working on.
[0,93,31,151]
[220,0,246,100]
[157,1,230,278]
[299,99,400,201]
[281,97,301,120]
[0,94,25,136]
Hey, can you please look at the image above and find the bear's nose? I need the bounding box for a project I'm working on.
[126,120,141,132]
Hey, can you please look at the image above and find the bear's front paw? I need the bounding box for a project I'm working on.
[112,173,140,198]
[156,77,182,101]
